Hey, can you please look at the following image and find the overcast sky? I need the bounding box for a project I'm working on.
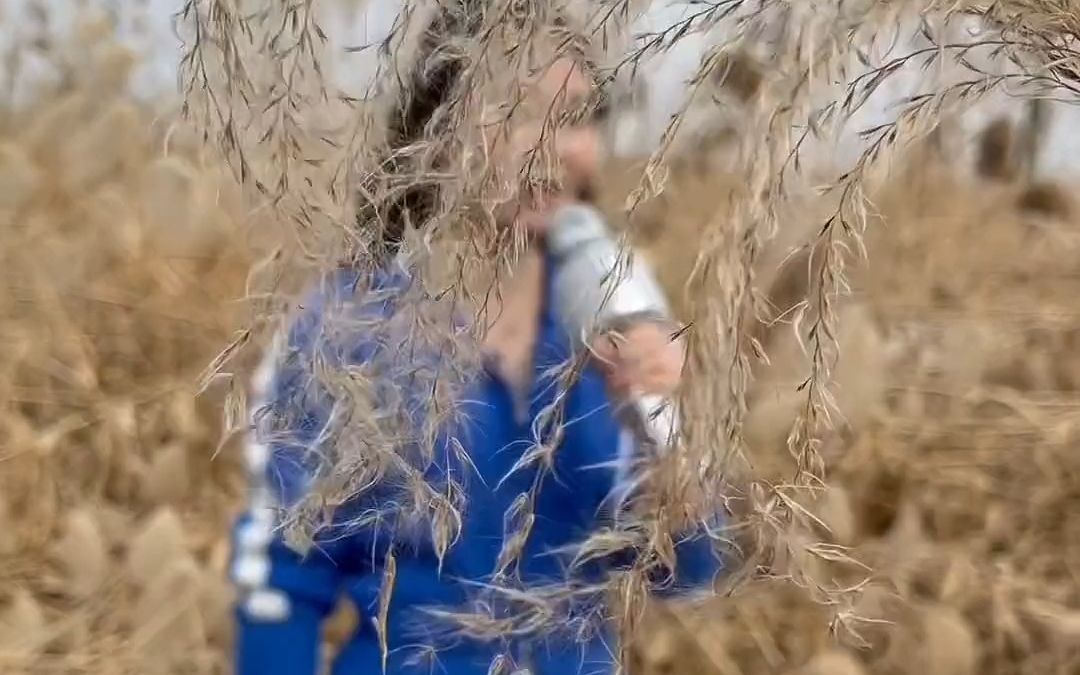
[0,2,710,122]
[2,0,1078,175]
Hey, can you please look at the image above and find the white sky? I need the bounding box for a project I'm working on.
[2,0,1078,177]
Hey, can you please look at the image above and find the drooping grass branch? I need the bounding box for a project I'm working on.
[180,0,1080,667]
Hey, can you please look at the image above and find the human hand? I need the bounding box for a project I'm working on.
[590,321,685,398]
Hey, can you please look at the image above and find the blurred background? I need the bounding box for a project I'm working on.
[1,1,1079,674]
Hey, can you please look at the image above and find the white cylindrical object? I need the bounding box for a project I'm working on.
[547,203,677,449]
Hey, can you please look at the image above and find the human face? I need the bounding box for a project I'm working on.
[492,57,602,235]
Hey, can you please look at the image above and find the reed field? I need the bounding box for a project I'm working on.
[2,3,1080,675]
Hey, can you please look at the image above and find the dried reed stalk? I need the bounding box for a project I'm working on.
[175,0,1080,671]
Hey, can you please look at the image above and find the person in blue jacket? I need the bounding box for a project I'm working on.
[229,4,724,674]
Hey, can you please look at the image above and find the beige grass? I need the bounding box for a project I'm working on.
[0,31,253,674]
[603,145,1080,675]
[2,5,1080,675]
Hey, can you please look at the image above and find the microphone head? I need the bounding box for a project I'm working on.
[546,203,611,258]
[547,203,672,347]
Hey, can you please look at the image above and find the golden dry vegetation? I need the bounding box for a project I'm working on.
[2,18,1080,675]
[601,141,1080,675]
[0,34,252,674]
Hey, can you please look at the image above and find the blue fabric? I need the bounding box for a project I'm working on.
[232,251,723,675]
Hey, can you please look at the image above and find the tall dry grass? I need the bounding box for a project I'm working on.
[600,142,1080,675]
[0,24,257,674]
[2,2,1080,675]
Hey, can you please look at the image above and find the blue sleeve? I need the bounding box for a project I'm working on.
[605,514,724,596]
[232,514,344,675]
[231,268,394,675]
[605,433,726,595]
[667,514,725,592]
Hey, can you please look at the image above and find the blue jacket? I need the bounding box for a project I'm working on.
[231,251,723,675]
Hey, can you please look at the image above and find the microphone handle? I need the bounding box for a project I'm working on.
[624,392,675,451]
[600,312,678,452]
[609,392,675,519]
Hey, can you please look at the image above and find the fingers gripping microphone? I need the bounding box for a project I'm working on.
[546,202,678,452]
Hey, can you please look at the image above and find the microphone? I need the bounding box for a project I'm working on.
[546,202,678,452]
